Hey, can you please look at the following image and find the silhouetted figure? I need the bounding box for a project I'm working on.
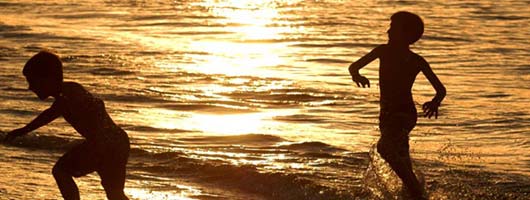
[348,11,446,199]
[5,51,130,200]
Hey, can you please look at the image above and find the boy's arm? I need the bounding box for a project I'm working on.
[419,57,446,118]
[348,45,383,88]
[4,100,62,141]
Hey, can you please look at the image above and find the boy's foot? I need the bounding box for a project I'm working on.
[401,185,427,200]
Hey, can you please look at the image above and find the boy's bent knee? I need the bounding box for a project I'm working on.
[52,162,67,177]
[53,160,87,178]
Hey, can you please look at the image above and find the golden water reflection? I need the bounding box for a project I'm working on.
[133,107,296,135]
[126,187,201,200]
[185,0,304,76]
[188,41,284,76]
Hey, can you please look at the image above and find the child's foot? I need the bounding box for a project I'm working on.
[401,185,427,200]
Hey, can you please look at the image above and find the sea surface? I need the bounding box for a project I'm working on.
[0,0,529,199]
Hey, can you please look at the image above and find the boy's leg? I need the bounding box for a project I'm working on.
[98,138,130,200]
[377,112,424,199]
[53,142,98,200]
[377,130,422,198]
[52,167,79,200]
[98,165,128,200]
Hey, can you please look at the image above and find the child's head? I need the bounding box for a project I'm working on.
[388,11,424,45]
[23,51,63,99]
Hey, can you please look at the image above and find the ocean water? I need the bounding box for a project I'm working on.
[0,0,529,199]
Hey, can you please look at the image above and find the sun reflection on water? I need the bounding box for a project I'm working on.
[130,107,296,136]
[183,0,304,76]
[186,111,281,135]
[188,41,284,76]
[126,187,201,200]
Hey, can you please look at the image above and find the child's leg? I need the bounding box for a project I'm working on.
[52,142,98,200]
[377,112,424,199]
[377,132,422,198]
[52,168,79,200]
[99,167,128,200]
[97,135,130,200]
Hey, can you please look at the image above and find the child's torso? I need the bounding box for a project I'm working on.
[56,82,125,142]
[378,45,421,113]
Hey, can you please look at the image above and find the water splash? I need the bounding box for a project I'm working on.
[363,144,426,200]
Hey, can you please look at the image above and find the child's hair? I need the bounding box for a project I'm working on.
[391,11,424,44]
[23,51,63,83]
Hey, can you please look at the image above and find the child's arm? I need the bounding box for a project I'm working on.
[4,101,62,142]
[348,45,383,88]
[419,57,446,119]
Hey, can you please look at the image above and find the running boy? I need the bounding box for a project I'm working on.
[5,51,130,200]
[348,11,446,199]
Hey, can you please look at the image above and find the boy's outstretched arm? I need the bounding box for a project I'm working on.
[4,102,62,142]
[419,57,446,119]
[348,45,383,88]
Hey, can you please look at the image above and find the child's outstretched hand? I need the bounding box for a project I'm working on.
[4,128,27,142]
[422,101,440,119]
[352,75,370,88]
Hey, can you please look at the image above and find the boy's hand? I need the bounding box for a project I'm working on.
[4,128,27,142]
[422,101,440,119]
[352,75,370,88]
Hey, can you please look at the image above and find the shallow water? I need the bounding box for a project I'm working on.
[0,0,529,199]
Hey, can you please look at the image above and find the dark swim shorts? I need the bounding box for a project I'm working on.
[54,130,130,191]
[378,111,417,155]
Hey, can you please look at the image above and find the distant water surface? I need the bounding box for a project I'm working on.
[0,0,529,199]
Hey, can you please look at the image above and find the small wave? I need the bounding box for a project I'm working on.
[290,42,374,49]
[88,67,135,76]
[273,114,328,123]
[513,64,530,71]
[0,2,21,7]
[178,134,285,145]
[160,103,255,114]
[1,31,90,41]
[0,109,36,116]
[235,38,303,44]
[0,22,31,32]
[168,31,234,35]
[300,152,341,159]
[62,54,131,72]
[180,15,225,20]
[476,14,528,21]
[99,93,169,104]
[258,92,337,103]
[0,132,81,151]
[130,148,187,160]
[122,125,194,134]
[279,141,345,153]
[306,58,351,64]
[131,14,179,21]
[0,46,19,60]
[1,87,28,92]
[130,152,365,200]
[474,47,524,54]
[298,21,364,27]
[44,12,127,20]
[125,20,206,27]
[422,35,473,43]
[479,92,511,99]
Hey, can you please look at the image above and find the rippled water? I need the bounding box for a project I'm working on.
[0,0,529,199]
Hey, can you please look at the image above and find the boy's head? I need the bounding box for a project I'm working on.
[388,11,424,45]
[23,51,63,99]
